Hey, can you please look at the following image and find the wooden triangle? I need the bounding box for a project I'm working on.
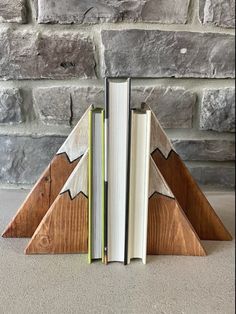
[25,151,89,254]
[2,106,91,238]
[148,158,206,256]
[150,110,232,241]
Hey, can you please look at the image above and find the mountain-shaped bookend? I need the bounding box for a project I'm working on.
[149,111,232,242]
[25,152,89,254]
[2,106,232,257]
[2,106,91,238]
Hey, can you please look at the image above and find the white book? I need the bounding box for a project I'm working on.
[128,109,151,264]
[105,79,131,263]
[88,108,104,263]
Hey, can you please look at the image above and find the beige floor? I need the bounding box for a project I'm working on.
[0,189,234,314]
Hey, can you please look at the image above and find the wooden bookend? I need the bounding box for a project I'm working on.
[150,110,232,241]
[2,106,91,238]
[148,157,206,256]
[25,151,89,255]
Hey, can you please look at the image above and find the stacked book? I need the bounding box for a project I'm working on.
[89,78,151,265]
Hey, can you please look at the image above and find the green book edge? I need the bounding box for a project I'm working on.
[101,109,105,263]
[88,110,92,264]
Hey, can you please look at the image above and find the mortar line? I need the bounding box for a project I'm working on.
[2,20,235,36]
[0,78,235,89]
[0,121,234,140]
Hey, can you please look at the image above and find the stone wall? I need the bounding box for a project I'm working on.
[0,0,235,188]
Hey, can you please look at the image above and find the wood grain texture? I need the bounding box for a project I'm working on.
[50,154,80,203]
[25,192,88,254]
[2,154,79,238]
[152,149,232,241]
[148,193,206,256]
[57,105,91,162]
[150,109,173,157]
[149,156,174,198]
[2,165,51,238]
[60,150,88,199]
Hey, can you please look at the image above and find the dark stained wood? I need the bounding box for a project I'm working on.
[49,154,80,204]
[2,154,79,238]
[25,192,88,254]
[152,149,232,241]
[147,193,206,256]
[2,165,51,238]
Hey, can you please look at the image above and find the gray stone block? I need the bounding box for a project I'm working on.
[199,0,235,28]
[33,88,72,125]
[172,139,235,161]
[0,89,23,124]
[0,29,96,80]
[37,0,190,24]
[132,87,195,128]
[140,0,190,24]
[71,87,104,123]
[33,86,104,125]
[0,0,26,23]
[189,165,235,188]
[200,88,235,132]
[102,30,235,78]
[0,135,66,184]
[32,86,195,128]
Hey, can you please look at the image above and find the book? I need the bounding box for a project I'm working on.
[88,108,105,263]
[105,78,131,264]
[127,108,151,264]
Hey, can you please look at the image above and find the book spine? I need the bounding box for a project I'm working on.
[124,78,131,265]
[104,78,109,264]
[143,111,151,264]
